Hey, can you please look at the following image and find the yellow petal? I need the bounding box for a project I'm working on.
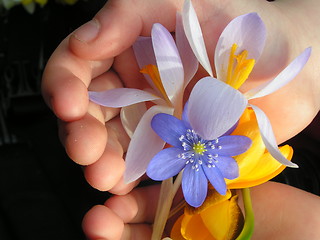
[200,195,244,240]
[171,215,187,240]
[185,189,232,215]
[181,212,215,240]
[231,119,265,178]
[172,191,245,240]
[229,108,265,180]
[228,145,293,189]
[227,107,293,189]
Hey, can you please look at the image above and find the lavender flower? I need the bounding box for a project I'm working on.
[147,77,251,207]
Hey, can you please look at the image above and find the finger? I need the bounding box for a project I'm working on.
[121,224,152,240]
[105,184,183,238]
[42,37,114,121]
[59,112,107,165]
[84,136,125,191]
[105,185,160,224]
[58,68,125,166]
[249,182,320,239]
[82,205,124,240]
[112,46,148,89]
[108,176,140,196]
[81,116,138,193]
[69,0,183,60]
[82,205,152,240]
[106,117,130,153]
[89,68,123,92]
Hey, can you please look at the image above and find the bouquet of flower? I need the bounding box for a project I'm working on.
[89,0,311,239]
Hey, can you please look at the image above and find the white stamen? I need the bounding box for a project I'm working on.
[179,135,185,141]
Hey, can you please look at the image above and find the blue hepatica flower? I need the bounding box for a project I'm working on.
[146,77,252,207]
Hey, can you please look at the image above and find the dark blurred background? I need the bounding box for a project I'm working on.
[0,1,108,239]
[0,1,319,239]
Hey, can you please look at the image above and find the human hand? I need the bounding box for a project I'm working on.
[82,181,320,240]
[41,0,320,219]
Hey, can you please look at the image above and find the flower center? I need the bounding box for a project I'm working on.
[193,142,207,155]
[140,64,172,106]
[226,43,255,89]
[177,129,222,171]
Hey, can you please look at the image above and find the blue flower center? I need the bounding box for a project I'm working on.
[178,129,222,171]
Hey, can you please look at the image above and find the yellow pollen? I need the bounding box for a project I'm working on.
[193,142,207,155]
[140,64,172,106]
[226,43,255,89]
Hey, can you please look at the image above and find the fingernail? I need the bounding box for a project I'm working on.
[73,19,100,43]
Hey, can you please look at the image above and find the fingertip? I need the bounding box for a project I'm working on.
[82,205,124,240]
[108,177,139,195]
[69,3,142,60]
[61,113,108,165]
[42,69,90,121]
[84,145,125,191]
[51,77,89,121]
[105,194,139,224]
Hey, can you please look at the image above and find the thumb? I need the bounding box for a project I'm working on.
[69,0,183,60]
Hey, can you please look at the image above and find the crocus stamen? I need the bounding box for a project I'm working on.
[140,64,172,106]
[226,43,255,90]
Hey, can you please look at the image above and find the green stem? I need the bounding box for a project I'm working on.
[236,188,254,240]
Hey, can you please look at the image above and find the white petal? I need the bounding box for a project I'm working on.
[133,37,159,90]
[176,12,198,87]
[188,77,247,140]
[89,88,160,107]
[152,23,184,106]
[215,13,266,82]
[120,103,147,138]
[251,105,298,168]
[124,105,174,183]
[245,47,312,99]
[182,0,213,77]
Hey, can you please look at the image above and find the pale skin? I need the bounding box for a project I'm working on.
[41,0,320,239]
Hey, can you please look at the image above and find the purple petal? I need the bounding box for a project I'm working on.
[245,47,312,99]
[133,36,156,68]
[211,156,239,180]
[202,164,227,195]
[208,135,252,156]
[182,0,213,77]
[176,12,198,87]
[133,37,159,90]
[181,101,192,129]
[182,164,208,207]
[124,105,174,183]
[89,88,160,108]
[250,105,298,168]
[151,113,188,148]
[152,23,184,106]
[120,103,147,138]
[188,77,247,140]
[215,13,266,82]
[146,148,186,180]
